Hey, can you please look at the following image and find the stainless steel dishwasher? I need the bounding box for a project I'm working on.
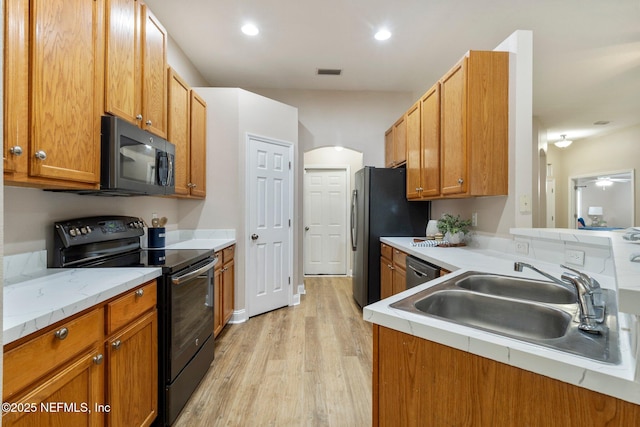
[406,256,440,288]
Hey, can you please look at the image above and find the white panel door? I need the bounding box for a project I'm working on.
[303,169,347,275]
[248,136,292,317]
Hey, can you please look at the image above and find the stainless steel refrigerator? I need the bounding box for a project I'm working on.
[351,167,431,307]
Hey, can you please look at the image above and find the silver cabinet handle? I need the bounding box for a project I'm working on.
[146,120,152,126]
[458,178,464,184]
[55,327,69,340]
[9,146,23,156]
[93,354,104,365]
[136,114,143,121]
[34,150,47,160]
[305,226,309,231]
[251,234,259,240]
[135,289,144,297]
[112,340,122,350]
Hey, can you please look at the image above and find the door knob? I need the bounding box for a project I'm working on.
[251,234,259,240]
[305,226,309,231]
[9,146,23,156]
[34,150,47,160]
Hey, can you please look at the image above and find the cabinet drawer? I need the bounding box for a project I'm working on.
[392,248,407,269]
[107,281,157,334]
[222,245,235,264]
[380,243,392,260]
[3,308,104,400]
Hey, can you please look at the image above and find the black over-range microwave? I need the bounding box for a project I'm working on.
[100,115,175,196]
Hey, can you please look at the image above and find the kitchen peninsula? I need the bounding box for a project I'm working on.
[366,229,640,425]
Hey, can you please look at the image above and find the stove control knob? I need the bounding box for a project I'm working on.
[69,228,77,237]
[86,226,92,234]
[80,227,88,235]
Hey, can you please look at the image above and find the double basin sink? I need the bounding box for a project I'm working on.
[390,271,620,364]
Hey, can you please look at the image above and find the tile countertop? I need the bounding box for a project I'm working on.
[365,235,640,406]
[3,232,236,346]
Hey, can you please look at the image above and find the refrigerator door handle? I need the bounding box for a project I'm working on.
[350,189,358,250]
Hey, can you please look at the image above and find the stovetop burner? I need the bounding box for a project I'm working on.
[50,215,214,273]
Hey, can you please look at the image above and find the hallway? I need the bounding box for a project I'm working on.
[174,276,373,426]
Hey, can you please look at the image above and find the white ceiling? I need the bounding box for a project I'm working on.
[145,0,640,143]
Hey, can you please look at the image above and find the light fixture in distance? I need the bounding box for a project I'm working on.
[554,134,573,148]
[374,29,391,41]
[241,23,259,36]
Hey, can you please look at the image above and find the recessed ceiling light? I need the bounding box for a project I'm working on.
[374,29,391,41]
[241,23,259,36]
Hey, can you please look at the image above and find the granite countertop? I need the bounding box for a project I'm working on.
[365,236,640,406]
[3,233,236,346]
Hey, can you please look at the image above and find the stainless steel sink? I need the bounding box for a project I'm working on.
[414,290,572,340]
[390,271,620,364]
[455,273,576,304]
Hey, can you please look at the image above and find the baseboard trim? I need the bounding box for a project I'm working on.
[229,309,247,324]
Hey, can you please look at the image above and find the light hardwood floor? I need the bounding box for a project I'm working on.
[174,276,373,427]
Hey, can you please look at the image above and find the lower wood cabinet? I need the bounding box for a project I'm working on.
[380,243,408,299]
[214,244,235,337]
[373,325,640,426]
[106,310,157,427]
[2,280,158,427]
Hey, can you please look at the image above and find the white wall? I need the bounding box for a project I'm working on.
[183,88,299,316]
[248,88,414,167]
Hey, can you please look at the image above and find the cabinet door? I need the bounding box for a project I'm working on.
[140,3,167,138]
[384,127,394,168]
[30,0,103,184]
[392,266,406,296]
[189,91,207,198]
[420,83,441,197]
[393,115,407,167]
[168,69,191,196]
[380,256,393,300]
[107,310,158,427]
[3,349,104,427]
[3,0,29,176]
[213,264,224,337]
[222,259,235,324]
[405,101,422,199]
[104,0,141,125]
[440,57,468,195]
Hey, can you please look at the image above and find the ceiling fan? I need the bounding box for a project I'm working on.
[583,175,631,188]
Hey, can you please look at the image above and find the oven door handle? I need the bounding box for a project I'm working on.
[171,257,218,285]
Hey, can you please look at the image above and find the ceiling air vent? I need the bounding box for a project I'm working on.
[316,68,342,76]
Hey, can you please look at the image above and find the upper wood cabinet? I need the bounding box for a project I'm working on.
[3,0,103,189]
[167,68,207,198]
[189,91,207,198]
[401,50,508,200]
[441,51,509,198]
[385,115,407,168]
[105,0,168,138]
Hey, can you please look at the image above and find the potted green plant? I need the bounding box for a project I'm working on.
[437,213,472,244]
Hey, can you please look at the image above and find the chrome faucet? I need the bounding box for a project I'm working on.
[514,262,604,334]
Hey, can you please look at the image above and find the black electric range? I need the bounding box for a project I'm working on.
[50,216,217,426]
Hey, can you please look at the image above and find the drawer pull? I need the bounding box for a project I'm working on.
[112,340,122,350]
[135,289,144,297]
[54,327,69,340]
[93,354,104,365]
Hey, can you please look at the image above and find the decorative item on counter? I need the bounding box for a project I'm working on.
[437,213,472,245]
[434,232,444,241]
[151,213,160,228]
[425,220,439,239]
